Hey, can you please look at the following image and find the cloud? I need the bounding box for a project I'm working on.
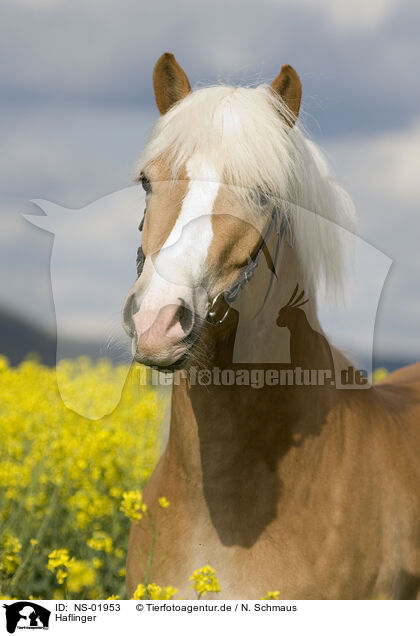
[326,118,420,208]
[0,105,155,204]
[323,119,420,358]
[0,104,154,332]
[1,0,419,363]
[24,188,142,347]
[2,105,420,361]
[1,0,420,136]
[291,0,398,30]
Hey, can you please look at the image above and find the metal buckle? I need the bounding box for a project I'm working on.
[207,290,231,325]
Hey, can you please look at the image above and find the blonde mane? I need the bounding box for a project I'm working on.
[137,84,356,298]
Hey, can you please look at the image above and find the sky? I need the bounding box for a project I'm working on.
[1,0,420,362]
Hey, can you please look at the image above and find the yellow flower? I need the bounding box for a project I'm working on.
[131,583,177,600]
[2,534,22,554]
[47,549,72,571]
[147,584,162,599]
[371,367,389,384]
[106,595,120,600]
[66,560,96,594]
[0,356,164,599]
[120,490,148,521]
[261,590,280,600]
[158,497,170,508]
[159,586,177,600]
[56,569,67,585]
[132,584,146,600]
[0,595,18,600]
[47,549,74,585]
[0,533,22,575]
[189,565,220,598]
[87,531,113,553]
[1,554,20,576]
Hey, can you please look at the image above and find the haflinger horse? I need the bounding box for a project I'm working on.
[122,52,420,599]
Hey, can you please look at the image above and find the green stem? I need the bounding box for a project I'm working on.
[10,485,61,589]
[144,514,157,590]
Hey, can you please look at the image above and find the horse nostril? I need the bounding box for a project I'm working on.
[177,303,194,337]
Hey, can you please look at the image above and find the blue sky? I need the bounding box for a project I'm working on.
[1,0,419,360]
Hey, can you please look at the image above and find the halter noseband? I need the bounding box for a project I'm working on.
[136,203,292,326]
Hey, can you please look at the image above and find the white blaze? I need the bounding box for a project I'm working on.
[141,156,220,316]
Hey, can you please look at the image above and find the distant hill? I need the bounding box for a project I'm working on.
[0,308,124,366]
[0,308,56,365]
[0,306,417,371]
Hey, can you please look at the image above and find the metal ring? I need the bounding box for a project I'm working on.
[207,289,231,325]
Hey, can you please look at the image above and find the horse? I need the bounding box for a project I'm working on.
[122,52,420,599]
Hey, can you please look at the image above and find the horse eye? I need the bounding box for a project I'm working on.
[140,173,152,194]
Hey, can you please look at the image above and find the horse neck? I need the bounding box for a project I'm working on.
[230,237,324,364]
[167,243,339,486]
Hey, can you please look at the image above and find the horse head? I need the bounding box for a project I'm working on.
[122,52,302,369]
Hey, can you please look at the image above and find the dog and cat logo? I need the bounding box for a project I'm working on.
[2,602,51,633]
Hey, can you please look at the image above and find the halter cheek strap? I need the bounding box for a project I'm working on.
[136,208,147,278]
[135,204,293,326]
[207,205,292,325]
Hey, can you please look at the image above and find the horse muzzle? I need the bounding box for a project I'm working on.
[130,301,196,368]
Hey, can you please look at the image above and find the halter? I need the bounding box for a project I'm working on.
[136,202,293,326]
[207,205,291,324]
[135,209,147,277]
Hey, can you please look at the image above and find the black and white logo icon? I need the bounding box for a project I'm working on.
[3,602,51,633]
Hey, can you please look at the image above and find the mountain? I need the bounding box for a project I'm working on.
[0,308,123,366]
[0,306,417,371]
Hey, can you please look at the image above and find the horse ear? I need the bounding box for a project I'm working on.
[153,52,191,115]
[270,65,302,126]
